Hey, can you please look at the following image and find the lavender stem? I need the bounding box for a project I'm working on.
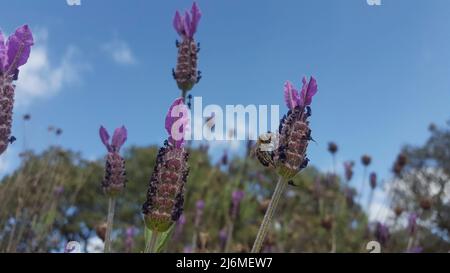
[251,176,287,253]
[104,197,116,253]
[145,231,160,253]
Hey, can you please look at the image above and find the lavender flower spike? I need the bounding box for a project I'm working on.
[276,77,317,180]
[99,126,127,196]
[173,2,202,93]
[0,25,34,156]
[143,99,190,233]
[230,190,245,219]
[408,212,418,236]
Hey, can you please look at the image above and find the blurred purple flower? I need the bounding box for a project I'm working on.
[219,227,227,251]
[405,246,423,253]
[53,185,64,197]
[230,190,245,219]
[183,246,193,253]
[375,222,390,247]
[194,200,205,227]
[408,212,418,236]
[174,214,186,240]
[344,161,354,182]
[125,226,136,252]
[369,172,377,190]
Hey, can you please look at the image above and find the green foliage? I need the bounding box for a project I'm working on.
[0,121,449,253]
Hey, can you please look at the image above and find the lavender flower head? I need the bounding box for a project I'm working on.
[99,126,127,197]
[143,98,190,232]
[256,76,318,180]
[195,199,205,227]
[0,25,34,155]
[230,189,245,219]
[369,172,377,190]
[344,161,354,182]
[219,227,228,250]
[173,2,202,92]
[405,246,423,253]
[374,222,390,247]
[361,154,372,166]
[125,226,136,252]
[174,214,186,240]
[408,212,418,236]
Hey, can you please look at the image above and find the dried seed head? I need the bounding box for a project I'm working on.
[419,197,432,210]
[328,142,338,154]
[361,154,372,166]
[321,215,334,231]
[369,172,377,190]
[394,206,404,217]
[142,142,189,232]
[392,153,408,176]
[344,161,355,182]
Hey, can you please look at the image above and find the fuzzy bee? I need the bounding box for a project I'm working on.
[255,132,277,168]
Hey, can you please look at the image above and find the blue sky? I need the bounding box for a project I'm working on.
[1,0,450,215]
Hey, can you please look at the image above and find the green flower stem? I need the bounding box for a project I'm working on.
[251,176,287,253]
[104,197,116,253]
[145,231,160,253]
[224,221,234,253]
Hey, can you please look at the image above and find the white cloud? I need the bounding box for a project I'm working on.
[101,38,137,65]
[0,146,14,174]
[15,28,87,107]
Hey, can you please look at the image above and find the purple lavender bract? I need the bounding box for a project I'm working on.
[0,25,34,156]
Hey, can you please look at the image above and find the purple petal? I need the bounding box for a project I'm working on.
[165,98,190,148]
[173,11,184,37]
[189,2,202,37]
[0,30,6,71]
[284,81,300,110]
[99,126,111,152]
[183,11,192,38]
[299,76,318,108]
[5,25,34,73]
[111,126,127,152]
